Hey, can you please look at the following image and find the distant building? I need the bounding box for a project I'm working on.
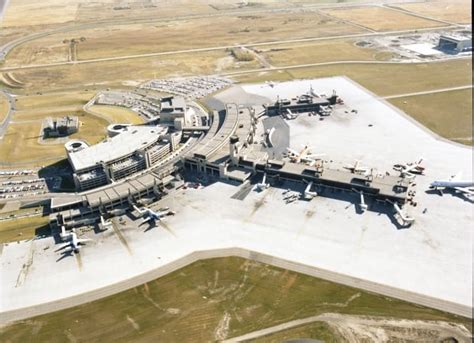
[43,116,79,138]
[438,34,472,52]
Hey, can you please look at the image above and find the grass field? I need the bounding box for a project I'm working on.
[3,12,362,66]
[0,92,9,123]
[261,39,393,66]
[0,257,469,342]
[0,215,49,243]
[395,0,471,24]
[8,50,258,91]
[88,105,144,124]
[389,89,473,145]
[235,59,472,97]
[255,322,336,342]
[0,92,108,166]
[0,107,108,166]
[321,6,444,31]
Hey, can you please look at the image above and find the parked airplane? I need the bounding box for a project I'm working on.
[393,158,425,178]
[133,205,175,225]
[283,108,297,120]
[59,229,92,254]
[255,173,269,191]
[344,160,370,175]
[286,144,325,165]
[430,172,474,197]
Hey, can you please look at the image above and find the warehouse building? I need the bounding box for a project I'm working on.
[438,34,472,53]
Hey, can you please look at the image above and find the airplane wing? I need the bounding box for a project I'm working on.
[454,187,474,195]
[76,238,92,244]
[142,216,153,224]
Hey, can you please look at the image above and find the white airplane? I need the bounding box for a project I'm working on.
[393,158,425,178]
[133,205,175,225]
[344,160,370,175]
[59,229,92,254]
[286,145,325,165]
[255,173,269,191]
[283,108,297,120]
[430,172,474,197]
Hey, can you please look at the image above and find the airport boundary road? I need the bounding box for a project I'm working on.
[0,90,15,140]
[0,0,452,63]
[0,247,471,326]
[383,85,473,99]
[0,25,459,72]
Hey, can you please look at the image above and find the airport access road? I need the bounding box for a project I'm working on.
[383,84,473,99]
[0,90,15,140]
[0,0,452,64]
[223,313,472,342]
[0,25,460,72]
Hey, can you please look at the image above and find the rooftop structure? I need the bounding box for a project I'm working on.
[264,89,340,116]
[66,125,175,191]
[43,116,79,138]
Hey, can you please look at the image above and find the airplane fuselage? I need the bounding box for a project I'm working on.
[431,180,474,188]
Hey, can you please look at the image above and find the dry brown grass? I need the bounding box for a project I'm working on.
[4,12,361,66]
[1,0,80,28]
[395,0,471,24]
[0,92,9,123]
[389,89,472,145]
[88,105,144,125]
[321,6,444,31]
[261,39,393,66]
[236,59,472,97]
[0,92,109,166]
[0,215,49,243]
[9,50,258,92]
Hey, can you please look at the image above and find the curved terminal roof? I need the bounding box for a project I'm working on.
[68,125,167,171]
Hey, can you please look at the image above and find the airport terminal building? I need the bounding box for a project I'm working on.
[66,125,181,191]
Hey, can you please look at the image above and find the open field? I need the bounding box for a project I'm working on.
[0,257,470,342]
[88,105,144,125]
[260,39,393,66]
[235,59,472,97]
[395,0,472,24]
[1,0,80,28]
[389,88,473,145]
[14,92,92,118]
[0,215,49,243]
[8,50,258,92]
[0,92,8,123]
[321,6,444,31]
[0,108,108,166]
[3,11,362,66]
[255,322,335,342]
[252,314,472,342]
